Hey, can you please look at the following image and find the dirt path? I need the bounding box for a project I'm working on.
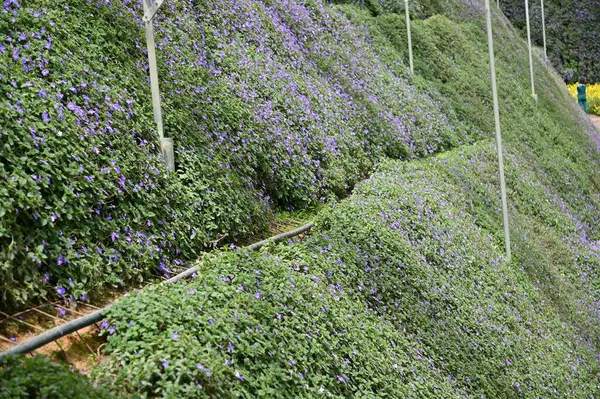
[590,115,600,130]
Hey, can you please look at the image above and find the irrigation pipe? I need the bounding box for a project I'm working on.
[0,222,314,362]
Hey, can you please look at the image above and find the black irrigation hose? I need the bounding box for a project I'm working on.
[246,221,314,251]
[0,310,106,361]
[0,222,314,362]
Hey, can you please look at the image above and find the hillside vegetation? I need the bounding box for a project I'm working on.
[2,0,471,308]
[2,0,600,397]
[500,0,600,82]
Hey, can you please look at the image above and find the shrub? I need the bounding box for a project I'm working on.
[0,355,117,399]
[589,97,600,116]
[500,0,600,83]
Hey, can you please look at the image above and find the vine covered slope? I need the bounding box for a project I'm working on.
[2,0,600,397]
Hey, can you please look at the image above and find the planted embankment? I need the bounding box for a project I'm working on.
[89,137,600,397]
[2,0,600,397]
[2,0,471,308]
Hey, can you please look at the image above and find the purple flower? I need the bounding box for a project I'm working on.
[50,212,57,222]
[100,320,109,329]
[56,286,66,296]
[109,326,116,334]
[255,291,261,299]
[172,332,179,341]
[42,111,50,123]
[57,255,67,265]
[80,292,88,301]
[188,288,196,295]
[42,69,49,76]
[162,360,169,369]
[9,337,16,342]
[208,318,214,325]
[235,370,244,381]
[58,307,66,317]
[337,375,346,384]
[111,232,119,242]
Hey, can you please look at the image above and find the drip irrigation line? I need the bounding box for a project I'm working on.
[0,221,314,362]
[246,221,314,251]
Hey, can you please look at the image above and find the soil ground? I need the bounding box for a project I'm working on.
[590,114,600,130]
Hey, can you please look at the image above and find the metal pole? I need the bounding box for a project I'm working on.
[143,0,175,171]
[524,0,537,100]
[485,0,512,261]
[144,1,163,140]
[405,0,414,75]
[540,0,547,60]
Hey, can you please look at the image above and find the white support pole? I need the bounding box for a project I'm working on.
[404,0,414,75]
[524,0,537,100]
[143,0,174,171]
[144,1,163,140]
[540,0,547,60]
[485,0,512,261]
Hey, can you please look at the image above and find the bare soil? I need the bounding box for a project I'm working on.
[0,303,108,372]
[590,114,600,130]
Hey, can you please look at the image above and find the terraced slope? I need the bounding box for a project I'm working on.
[1,0,471,308]
[2,0,600,397]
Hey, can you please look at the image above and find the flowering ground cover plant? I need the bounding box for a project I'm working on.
[1,0,589,309]
[2,0,600,396]
[93,140,600,397]
[87,1,600,396]
[0,0,471,308]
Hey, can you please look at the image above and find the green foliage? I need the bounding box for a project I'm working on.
[94,250,461,398]
[500,0,600,83]
[95,139,600,398]
[588,97,600,116]
[1,0,475,308]
[0,0,270,307]
[0,355,117,399]
[88,0,600,397]
[4,0,600,396]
